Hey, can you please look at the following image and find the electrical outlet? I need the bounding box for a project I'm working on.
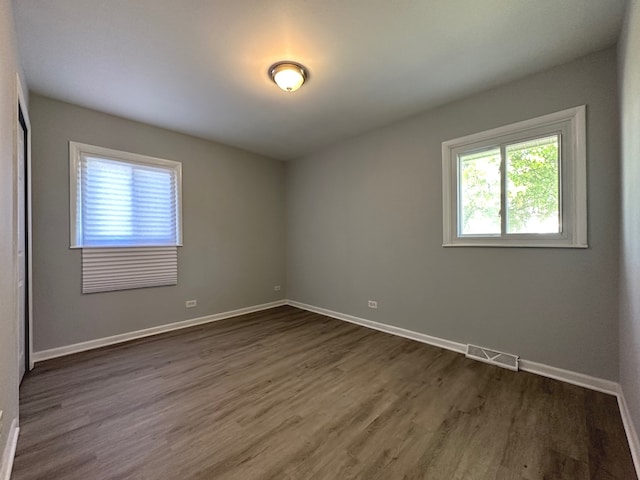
[274,285,281,291]
[368,300,378,309]
[185,300,197,308]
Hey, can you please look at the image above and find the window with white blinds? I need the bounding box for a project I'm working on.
[70,142,182,293]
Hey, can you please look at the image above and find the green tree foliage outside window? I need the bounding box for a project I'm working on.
[459,149,501,235]
[459,135,560,236]
[506,136,559,233]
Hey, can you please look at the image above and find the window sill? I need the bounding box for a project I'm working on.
[442,242,588,248]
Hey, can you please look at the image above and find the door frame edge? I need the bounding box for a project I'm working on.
[15,73,33,373]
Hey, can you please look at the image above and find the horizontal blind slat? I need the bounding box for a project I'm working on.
[82,247,177,293]
[81,155,178,246]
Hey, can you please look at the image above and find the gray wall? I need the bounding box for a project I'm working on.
[31,95,286,352]
[286,48,620,380]
[619,0,640,442]
[0,0,26,470]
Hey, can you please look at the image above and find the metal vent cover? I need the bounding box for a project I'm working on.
[466,344,519,371]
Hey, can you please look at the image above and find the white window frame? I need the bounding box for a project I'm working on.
[69,142,183,249]
[442,105,587,248]
[70,142,182,293]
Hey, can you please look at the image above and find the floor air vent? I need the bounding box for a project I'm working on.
[466,344,519,371]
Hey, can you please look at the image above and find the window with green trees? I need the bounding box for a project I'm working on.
[442,106,587,248]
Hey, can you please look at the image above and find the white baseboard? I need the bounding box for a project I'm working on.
[33,300,287,362]
[518,360,618,395]
[617,386,640,477]
[0,418,19,480]
[286,300,618,395]
[287,300,467,355]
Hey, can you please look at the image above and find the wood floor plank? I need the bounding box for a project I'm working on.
[13,306,637,480]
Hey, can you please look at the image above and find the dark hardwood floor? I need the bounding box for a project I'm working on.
[13,306,637,480]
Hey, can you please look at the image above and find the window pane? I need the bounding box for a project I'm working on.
[506,135,560,234]
[83,158,133,242]
[132,167,176,241]
[458,148,501,235]
[81,155,178,247]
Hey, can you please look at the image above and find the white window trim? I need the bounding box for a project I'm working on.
[442,105,587,248]
[69,141,183,248]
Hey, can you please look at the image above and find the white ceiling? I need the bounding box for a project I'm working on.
[13,0,626,160]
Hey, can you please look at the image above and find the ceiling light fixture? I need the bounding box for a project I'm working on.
[268,61,308,92]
